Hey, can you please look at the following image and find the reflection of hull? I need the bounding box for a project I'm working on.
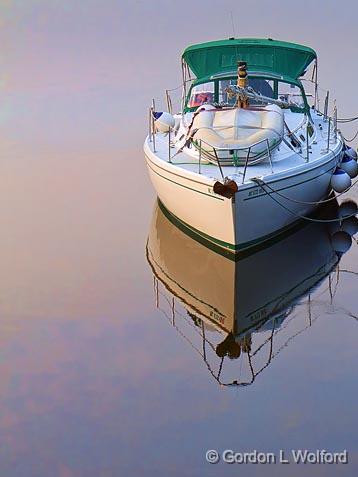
[146,199,340,337]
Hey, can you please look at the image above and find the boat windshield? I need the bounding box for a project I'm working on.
[218,78,274,106]
[187,76,306,110]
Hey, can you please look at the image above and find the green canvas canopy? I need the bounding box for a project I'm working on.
[182,38,317,81]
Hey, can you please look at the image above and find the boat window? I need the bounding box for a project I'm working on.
[248,78,274,99]
[278,82,305,108]
[188,82,215,108]
[218,78,237,105]
[218,78,274,106]
[187,78,306,110]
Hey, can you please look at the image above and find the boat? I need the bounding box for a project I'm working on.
[146,198,357,386]
[144,38,357,254]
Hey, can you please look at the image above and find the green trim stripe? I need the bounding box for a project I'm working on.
[146,156,224,201]
[158,199,308,260]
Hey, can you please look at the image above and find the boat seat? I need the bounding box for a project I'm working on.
[191,104,284,162]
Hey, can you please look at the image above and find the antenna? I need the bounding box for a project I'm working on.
[230,11,237,38]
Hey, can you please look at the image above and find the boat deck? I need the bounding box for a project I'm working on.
[148,110,340,184]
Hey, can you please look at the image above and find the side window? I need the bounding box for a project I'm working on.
[188,82,214,108]
[278,82,305,108]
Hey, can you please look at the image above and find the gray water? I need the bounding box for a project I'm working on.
[1,1,358,476]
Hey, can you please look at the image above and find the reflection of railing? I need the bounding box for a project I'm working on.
[149,262,354,388]
[151,275,316,387]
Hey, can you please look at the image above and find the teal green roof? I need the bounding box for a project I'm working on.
[182,38,317,80]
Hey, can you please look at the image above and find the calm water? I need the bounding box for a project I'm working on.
[1,123,357,477]
[1,2,358,476]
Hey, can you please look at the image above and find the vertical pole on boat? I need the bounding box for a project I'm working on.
[198,139,202,174]
[327,117,331,152]
[168,127,171,162]
[165,89,172,115]
[165,90,169,113]
[152,98,156,153]
[242,146,251,184]
[181,59,187,113]
[181,59,186,98]
[214,148,225,181]
[313,59,318,111]
[334,103,338,142]
[306,120,309,162]
[237,61,248,108]
[266,139,274,173]
[149,107,152,143]
[324,90,329,121]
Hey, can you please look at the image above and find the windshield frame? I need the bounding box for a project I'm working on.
[184,73,309,113]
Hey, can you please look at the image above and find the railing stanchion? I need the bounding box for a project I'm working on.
[314,59,319,111]
[324,91,329,121]
[213,148,224,181]
[334,104,337,142]
[242,147,251,184]
[151,99,156,153]
[165,89,172,115]
[168,127,171,162]
[149,107,152,143]
[306,121,309,162]
[327,117,331,152]
[266,139,274,173]
[197,136,277,184]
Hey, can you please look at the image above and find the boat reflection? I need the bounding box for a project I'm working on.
[146,199,357,387]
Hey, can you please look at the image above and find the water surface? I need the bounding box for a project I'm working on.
[0,2,358,476]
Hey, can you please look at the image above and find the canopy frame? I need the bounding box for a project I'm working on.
[182,38,317,81]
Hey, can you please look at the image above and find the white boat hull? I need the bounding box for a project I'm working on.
[144,137,342,253]
[234,156,339,248]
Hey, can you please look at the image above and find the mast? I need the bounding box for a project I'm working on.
[237,61,249,108]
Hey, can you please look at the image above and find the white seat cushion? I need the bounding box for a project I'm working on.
[192,104,284,158]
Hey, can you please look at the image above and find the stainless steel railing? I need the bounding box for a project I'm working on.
[148,98,340,182]
[193,135,275,183]
[148,99,156,153]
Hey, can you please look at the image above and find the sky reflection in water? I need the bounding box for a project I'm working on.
[0,1,358,476]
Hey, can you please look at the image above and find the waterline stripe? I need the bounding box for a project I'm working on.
[158,199,308,259]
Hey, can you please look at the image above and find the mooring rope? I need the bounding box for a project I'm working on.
[250,178,357,223]
[337,116,358,123]
[250,175,358,206]
[341,128,358,143]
